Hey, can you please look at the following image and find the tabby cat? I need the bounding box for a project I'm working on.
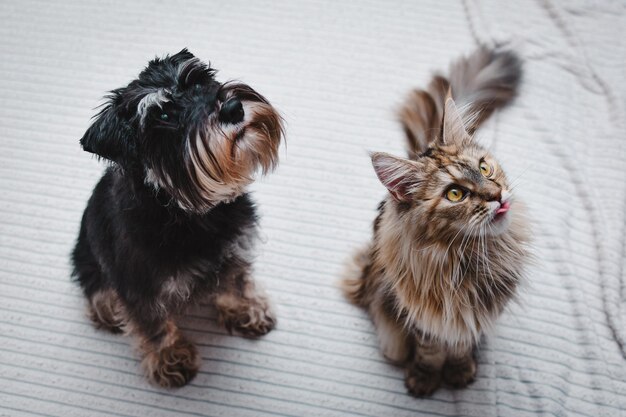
[342,47,530,396]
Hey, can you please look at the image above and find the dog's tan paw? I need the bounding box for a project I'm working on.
[233,301,276,337]
[223,301,276,337]
[88,289,126,334]
[217,293,276,338]
[143,337,199,388]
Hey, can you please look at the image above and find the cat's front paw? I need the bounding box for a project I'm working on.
[442,355,476,388]
[405,363,442,397]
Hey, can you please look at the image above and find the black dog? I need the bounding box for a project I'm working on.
[72,49,283,388]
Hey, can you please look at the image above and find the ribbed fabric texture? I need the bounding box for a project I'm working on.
[0,0,625,416]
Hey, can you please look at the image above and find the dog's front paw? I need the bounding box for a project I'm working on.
[88,289,126,334]
[235,301,276,337]
[217,294,276,338]
[143,337,199,388]
[404,363,442,397]
[442,355,476,388]
[226,301,276,337]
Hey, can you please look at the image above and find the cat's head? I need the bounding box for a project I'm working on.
[372,97,512,239]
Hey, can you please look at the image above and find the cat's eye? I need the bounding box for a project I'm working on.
[479,161,492,177]
[446,187,464,202]
[160,113,169,121]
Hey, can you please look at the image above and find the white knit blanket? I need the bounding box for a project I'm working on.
[0,0,624,416]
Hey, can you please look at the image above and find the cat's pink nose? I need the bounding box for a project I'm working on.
[496,201,510,214]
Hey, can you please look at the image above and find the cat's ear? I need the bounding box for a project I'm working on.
[441,95,470,146]
[371,152,423,202]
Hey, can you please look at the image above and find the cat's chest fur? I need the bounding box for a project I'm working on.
[374,203,528,351]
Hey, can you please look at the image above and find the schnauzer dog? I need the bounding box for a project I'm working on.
[72,49,284,388]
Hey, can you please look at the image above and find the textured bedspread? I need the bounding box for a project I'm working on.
[1,0,625,416]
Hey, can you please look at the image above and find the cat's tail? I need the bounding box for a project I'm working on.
[398,46,522,157]
[340,246,372,308]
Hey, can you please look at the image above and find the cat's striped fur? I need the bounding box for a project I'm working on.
[342,47,529,397]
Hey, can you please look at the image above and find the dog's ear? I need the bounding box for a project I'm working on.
[80,96,135,164]
[170,48,195,63]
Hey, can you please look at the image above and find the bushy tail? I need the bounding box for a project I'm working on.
[340,246,372,308]
[398,46,522,157]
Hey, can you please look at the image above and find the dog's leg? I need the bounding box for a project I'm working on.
[127,308,199,388]
[73,224,126,333]
[214,266,275,337]
[87,288,125,333]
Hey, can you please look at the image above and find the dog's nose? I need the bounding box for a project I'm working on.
[219,99,244,124]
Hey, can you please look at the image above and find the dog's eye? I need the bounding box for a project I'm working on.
[160,113,169,121]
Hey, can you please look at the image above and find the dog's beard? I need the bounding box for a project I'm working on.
[147,83,283,213]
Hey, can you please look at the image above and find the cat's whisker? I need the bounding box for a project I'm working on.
[450,217,483,286]
[453,218,481,290]
[445,217,480,274]
[414,243,437,253]
[481,223,497,289]
[507,165,532,192]
[509,164,532,184]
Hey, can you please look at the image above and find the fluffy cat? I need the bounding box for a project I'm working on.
[342,47,530,396]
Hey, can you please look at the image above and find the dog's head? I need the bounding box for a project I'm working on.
[81,49,283,212]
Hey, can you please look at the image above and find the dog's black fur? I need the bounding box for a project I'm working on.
[73,169,256,334]
[72,49,282,388]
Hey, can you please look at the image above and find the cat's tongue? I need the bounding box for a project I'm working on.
[496,201,511,215]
